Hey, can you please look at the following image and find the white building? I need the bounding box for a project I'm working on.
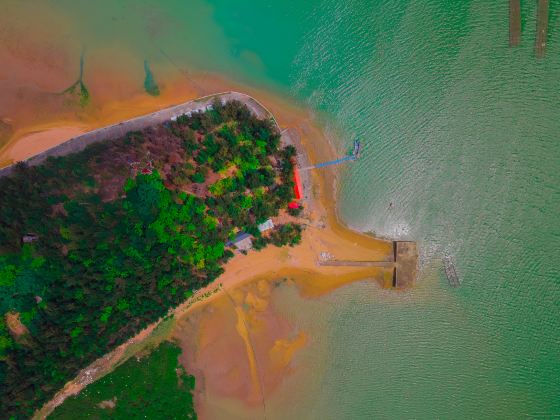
[257,219,274,233]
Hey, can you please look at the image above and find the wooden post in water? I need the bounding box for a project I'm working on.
[535,0,549,58]
[509,0,521,47]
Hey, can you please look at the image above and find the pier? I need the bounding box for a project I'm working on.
[318,241,418,289]
[300,139,361,171]
[535,0,549,58]
[509,0,521,47]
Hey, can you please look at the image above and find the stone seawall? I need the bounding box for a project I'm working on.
[0,91,275,178]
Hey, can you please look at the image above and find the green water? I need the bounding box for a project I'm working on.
[8,0,560,417]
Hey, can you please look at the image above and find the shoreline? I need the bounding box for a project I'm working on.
[31,86,394,419]
[0,91,276,176]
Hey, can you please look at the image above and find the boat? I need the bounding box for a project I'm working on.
[352,139,361,159]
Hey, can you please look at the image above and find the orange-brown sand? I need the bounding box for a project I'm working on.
[158,78,394,418]
[0,76,201,166]
[4,126,87,164]
[173,280,309,419]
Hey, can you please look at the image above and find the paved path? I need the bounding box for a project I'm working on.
[0,91,278,177]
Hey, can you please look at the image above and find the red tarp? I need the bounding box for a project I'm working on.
[293,166,303,200]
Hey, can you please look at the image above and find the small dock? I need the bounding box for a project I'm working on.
[318,241,418,289]
[509,0,521,47]
[535,0,549,58]
[442,256,460,287]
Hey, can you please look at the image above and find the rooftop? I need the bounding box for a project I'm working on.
[257,219,274,233]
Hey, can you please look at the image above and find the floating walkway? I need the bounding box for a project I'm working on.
[442,255,461,287]
[318,260,394,267]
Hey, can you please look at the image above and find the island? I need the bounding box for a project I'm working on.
[0,93,417,418]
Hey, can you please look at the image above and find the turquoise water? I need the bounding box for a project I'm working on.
[6,0,560,417]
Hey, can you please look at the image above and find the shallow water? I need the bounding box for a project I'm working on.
[3,0,560,418]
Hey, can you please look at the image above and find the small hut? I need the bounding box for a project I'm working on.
[227,233,253,251]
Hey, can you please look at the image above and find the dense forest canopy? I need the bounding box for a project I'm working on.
[0,100,301,417]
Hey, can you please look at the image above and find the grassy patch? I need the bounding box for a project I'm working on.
[119,315,176,363]
[49,341,195,419]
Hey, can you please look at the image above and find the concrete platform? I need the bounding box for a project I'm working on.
[393,241,418,288]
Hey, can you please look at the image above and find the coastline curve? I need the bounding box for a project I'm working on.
[0,92,281,177]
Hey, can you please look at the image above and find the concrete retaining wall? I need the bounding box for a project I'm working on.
[0,91,274,178]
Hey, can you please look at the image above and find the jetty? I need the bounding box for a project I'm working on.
[300,139,361,171]
[535,0,549,58]
[509,0,521,47]
[318,241,418,289]
[442,255,460,287]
